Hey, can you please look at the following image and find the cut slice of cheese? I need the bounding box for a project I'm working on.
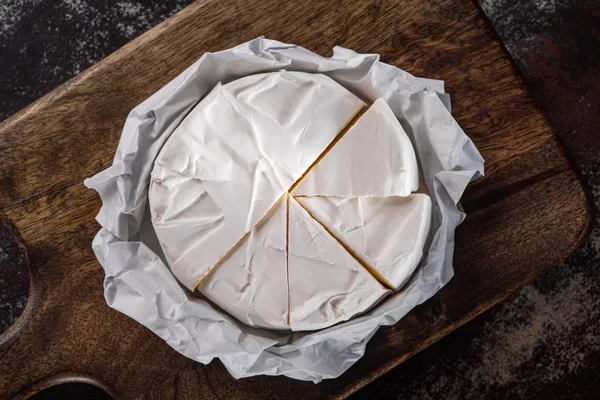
[287,197,389,331]
[149,71,364,289]
[197,198,289,330]
[293,98,419,197]
[296,194,432,290]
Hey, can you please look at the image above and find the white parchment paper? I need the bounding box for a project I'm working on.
[84,37,484,382]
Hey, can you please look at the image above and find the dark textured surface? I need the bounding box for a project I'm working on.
[0,0,192,121]
[0,0,598,398]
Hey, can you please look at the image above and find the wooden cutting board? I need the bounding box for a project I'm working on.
[0,0,590,398]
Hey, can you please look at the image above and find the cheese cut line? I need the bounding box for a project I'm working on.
[195,197,289,329]
[190,193,286,290]
[296,195,432,291]
[287,197,390,330]
[293,199,393,291]
[292,98,419,198]
[191,105,367,291]
[288,107,366,193]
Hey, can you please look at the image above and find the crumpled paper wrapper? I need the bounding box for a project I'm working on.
[84,37,484,382]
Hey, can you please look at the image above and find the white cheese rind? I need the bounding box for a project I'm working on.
[296,194,432,290]
[149,71,364,289]
[197,198,289,330]
[293,98,419,197]
[225,72,365,188]
[288,197,389,331]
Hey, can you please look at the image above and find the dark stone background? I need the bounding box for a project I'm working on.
[1,0,599,398]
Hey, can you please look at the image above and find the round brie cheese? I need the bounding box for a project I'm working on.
[149,71,431,331]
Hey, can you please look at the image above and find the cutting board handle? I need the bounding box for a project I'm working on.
[0,213,37,352]
[0,215,114,398]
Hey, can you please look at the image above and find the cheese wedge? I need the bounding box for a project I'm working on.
[149,71,364,289]
[296,194,432,290]
[287,197,389,331]
[197,198,289,330]
[293,98,419,197]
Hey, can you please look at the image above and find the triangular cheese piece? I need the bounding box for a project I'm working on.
[296,194,432,290]
[197,198,289,330]
[293,98,419,197]
[287,197,389,331]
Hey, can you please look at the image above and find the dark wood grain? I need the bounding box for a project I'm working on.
[0,0,589,399]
